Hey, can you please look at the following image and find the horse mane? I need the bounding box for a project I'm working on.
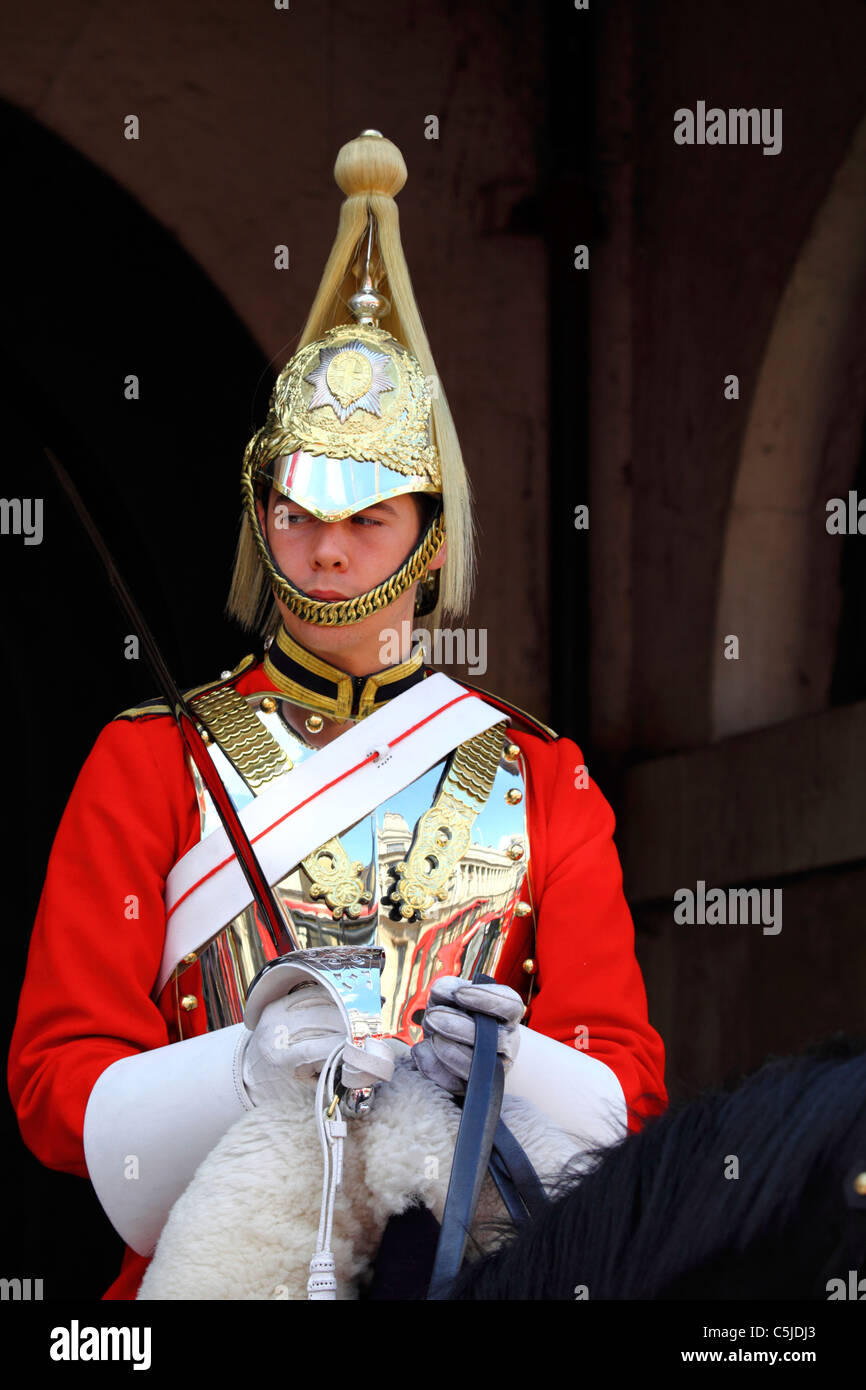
[452,1035,866,1300]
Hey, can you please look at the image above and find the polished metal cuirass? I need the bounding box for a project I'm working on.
[167,690,529,1042]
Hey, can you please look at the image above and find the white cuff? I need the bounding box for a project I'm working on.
[504,1026,627,1150]
[83,1023,253,1256]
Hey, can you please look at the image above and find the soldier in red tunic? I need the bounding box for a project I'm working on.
[8,132,666,1300]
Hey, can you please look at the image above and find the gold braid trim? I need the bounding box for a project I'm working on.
[190,686,293,793]
[445,723,510,807]
[263,625,424,721]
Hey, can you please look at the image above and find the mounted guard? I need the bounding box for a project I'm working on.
[9,132,666,1300]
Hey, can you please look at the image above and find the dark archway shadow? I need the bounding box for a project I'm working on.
[0,97,271,1298]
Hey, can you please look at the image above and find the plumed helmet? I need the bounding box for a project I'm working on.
[228,131,474,631]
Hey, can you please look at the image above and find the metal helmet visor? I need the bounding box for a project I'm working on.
[264,450,439,522]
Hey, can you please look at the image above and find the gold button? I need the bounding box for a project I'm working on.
[180,995,198,1012]
[522,959,537,975]
[505,743,520,761]
[854,1172,866,1196]
[514,901,532,918]
[261,696,277,713]
[507,842,524,861]
[182,952,197,964]
[306,713,325,733]
[199,728,212,745]
[505,788,523,805]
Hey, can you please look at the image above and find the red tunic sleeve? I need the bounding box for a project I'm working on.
[515,731,667,1128]
[7,715,197,1177]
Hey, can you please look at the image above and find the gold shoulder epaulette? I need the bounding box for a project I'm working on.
[454,679,558,742]
[113,653,258,722]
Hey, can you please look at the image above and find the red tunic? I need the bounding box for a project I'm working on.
[7,659,666,1299]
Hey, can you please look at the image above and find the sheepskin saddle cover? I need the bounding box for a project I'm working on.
[137,1059,580,1300]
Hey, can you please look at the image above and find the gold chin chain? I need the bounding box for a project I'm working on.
[389,721,508,921]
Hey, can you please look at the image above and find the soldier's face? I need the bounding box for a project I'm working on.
[255,487,438,662]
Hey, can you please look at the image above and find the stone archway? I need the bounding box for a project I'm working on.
[712,113,866,740]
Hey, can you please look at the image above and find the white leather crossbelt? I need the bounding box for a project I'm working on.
[156,674,506,996]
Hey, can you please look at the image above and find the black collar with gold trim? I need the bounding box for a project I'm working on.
[263,626,426,720]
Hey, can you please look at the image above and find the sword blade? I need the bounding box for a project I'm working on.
[43,444,298,954]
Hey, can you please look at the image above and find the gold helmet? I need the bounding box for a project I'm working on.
[228,131,474,631]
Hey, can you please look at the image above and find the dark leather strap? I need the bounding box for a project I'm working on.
[487,1146,529,1226]
[427,1009,504,1298]
[491,1118,549,1221]
[485,1118,550,1228]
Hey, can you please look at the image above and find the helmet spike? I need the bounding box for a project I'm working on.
[347,214,391,327]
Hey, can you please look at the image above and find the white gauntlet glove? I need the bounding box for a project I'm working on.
[242,982,347,1103]
[242,980,398,1105]
[412,976,524,1095]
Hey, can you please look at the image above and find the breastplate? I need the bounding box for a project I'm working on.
[164,688,529,1042]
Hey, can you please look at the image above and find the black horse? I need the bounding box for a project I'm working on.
[450,1035,866,1300]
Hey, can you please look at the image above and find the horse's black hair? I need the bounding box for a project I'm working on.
[451,1035,866,1300]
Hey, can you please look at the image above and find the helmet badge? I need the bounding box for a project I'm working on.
[305,340,395,423]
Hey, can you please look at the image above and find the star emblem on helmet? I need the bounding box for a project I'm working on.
[304,340,395,423]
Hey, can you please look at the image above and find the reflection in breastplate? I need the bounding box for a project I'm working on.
[170,691,529,1041]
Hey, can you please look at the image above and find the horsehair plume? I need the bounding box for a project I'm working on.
[297,131,476,625]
